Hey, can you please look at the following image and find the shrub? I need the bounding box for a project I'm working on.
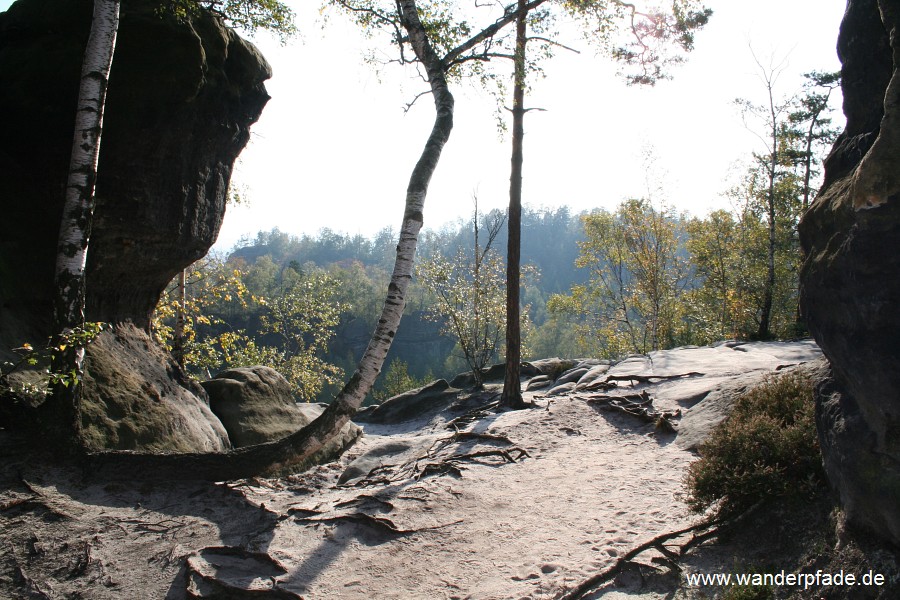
[684,369,825,519]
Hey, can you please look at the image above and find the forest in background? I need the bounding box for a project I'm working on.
[155,143,830,405]
[149,58,840,405]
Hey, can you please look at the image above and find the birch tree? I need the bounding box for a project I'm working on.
[87,0,506,479]
[50,0,120,450]
[331,0,710,410]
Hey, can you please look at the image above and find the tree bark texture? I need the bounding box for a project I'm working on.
[86,0,455,481]
[757,95,778,340]
[501,0,527,409]
[50,0,121,450]
[173,269,187,369]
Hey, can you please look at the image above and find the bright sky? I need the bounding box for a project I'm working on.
[1,0,847,249]
[220,0,847,250]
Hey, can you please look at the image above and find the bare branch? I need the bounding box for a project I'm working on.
[527,35,580,54]
[403,89,432,113]
[442,0,551,66]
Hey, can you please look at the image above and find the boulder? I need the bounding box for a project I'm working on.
[203,366,362,464]
[675,371,780,452]
[338,437,440,485]
[524,358,579,380]
[449,364,507,389]
[555,366,590,386]
[574,364,611,391]
[525,375,553,391]
[799,0,900,546]
[202,366,306,448]
[81,324,230,453]
[545,381,577,397]
[354,379,461,425]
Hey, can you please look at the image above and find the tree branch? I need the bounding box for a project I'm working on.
[442,0,551,66]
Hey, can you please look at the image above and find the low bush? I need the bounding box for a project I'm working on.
[684,369,825,519]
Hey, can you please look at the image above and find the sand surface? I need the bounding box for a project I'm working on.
[0,341,821,599]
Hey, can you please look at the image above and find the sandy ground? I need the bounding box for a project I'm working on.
[0,341,821,599]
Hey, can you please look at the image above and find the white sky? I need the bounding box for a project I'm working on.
[218,0,846,250]
[0,0,847,249]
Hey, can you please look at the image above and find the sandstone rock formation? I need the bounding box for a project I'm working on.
[203,366,309,448]
[203,366,362,452]
[0,0,270,335]
[354,379,462,425]
[799,0,900,546]
[82,323,230,452]
[203,366,362,466]
[0,0,270,451]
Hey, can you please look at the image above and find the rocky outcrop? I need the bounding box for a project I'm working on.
[799,0,900,546]
[0,0,270,451]
[203,366,362,464]
[354,379,462,425]
[203,366,309,448]
[81,324,230,453]
[0,0,271,346]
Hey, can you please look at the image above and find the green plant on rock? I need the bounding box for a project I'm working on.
[684,369,825,519]
[1,323,106,403]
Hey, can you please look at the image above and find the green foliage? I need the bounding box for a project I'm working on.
[163,0,297,40]
[684,370,825,519]
[257,270,349,401]
[685,207,769,341]
[416,200,536,386]
[152,258,256,373]
[550,198,693,358]
[564,0,713,85]
[152,257,346,401]
[722,583,775,600]
[418,246,509,387]
[372,359,429,402]
[1,323,105,400]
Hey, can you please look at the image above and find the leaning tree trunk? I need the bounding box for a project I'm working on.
[85,0,455,481]
[501,0,528,409]
[49,0,121,452]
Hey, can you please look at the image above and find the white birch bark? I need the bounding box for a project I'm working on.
[54,0,120,339]
[51,0,120,447]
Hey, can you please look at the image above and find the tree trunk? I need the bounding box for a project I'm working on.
[757,102,778,340]
[173,268,187,369]
[49,0,120,452]
[85,0,455,481]
[501,0,528,409]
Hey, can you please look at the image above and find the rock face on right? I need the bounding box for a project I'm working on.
[799,0,900,546]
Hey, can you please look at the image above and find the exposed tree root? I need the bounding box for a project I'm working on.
[16,478,77,520]
[560,520,721,600]
[561,503,763,599]
[293,511,462,535]
[582,391,680,432]
[445,398,500,430]
[604,372,703,385]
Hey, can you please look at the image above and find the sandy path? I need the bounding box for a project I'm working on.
[240,392,698,599]
[1,342,821,599]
